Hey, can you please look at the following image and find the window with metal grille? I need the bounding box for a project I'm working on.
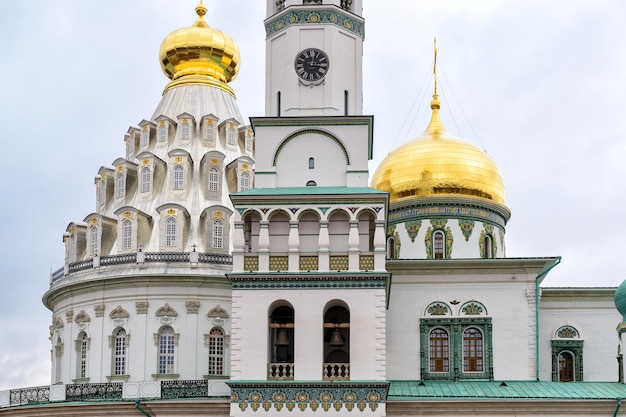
[208,328,224,375]
[113,328,127,375]
[173,165,184,190]
[158,326,175,374]
[122,220,132,250]
[165,217,176,247]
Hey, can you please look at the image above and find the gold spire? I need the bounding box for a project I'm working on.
[194,1,208,28]
[424,37,445,138]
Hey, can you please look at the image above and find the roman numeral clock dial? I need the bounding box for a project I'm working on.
[294,48,329,85]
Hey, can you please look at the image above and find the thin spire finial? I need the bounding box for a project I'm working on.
[433,37,438,96]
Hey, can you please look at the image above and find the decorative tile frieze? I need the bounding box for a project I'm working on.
[404,220,422,243]
[265,8,364,38]
[227,381,388,413]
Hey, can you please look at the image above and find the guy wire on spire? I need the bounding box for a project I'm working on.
[433,37,438,95]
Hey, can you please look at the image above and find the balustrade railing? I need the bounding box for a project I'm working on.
[51,252,232,285]
[161,380,208,399]
[65,382,123,401]
[323,363,350,380]
[267,363,294,380]
[9,386,50,406]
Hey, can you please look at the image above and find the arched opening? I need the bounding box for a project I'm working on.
[277,91,281,116]
[90,226,98,257]
[323,303,350,380]
[344,90,349,115]
[243,211,261,253]
[309,157,315,169]
[483,235,493,258]
[116,173,125,198]
[328,211,349,253]
[268,211,290,253]
[240,171,250,191]
[208,166,219,192]
[122,220,132,250]
[387,236,395,259]
[357,211,376,252]
[165,217,177,247]
[212,219,224,249]
[157,326,175,374]
[268,304,294,380]
[173,164,184,190]
[141,166,151,193]
[54,337,63,384]
[306,180,317,186]
[77,331,88,379]
[298,211,320,253]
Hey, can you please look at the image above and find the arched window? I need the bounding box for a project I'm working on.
[483,235,493,259]
[158,124,167,142]
[141,167,151,193]
[309,157,315,169]
[116,173,125,198]
[205,122,214,143]
[387,237,395,259]
[158,326,175,374]
[90,226,98,257]
[240,171,250,191]
[113,328,127,376]
[558,351,574,382]
[323,304,350,380]
[227,125,236,146]
[181,121,190,140]
[212,219,224,249]
[122,220,132,250]
[98,181,106,207]
[208,327,224,376]
[209,166,219,192]
[173,165,184,190]
[463,327,484,372]
[306,180,317,186]
[165,217,176,247]
[429,328,449,372]
[344,90,349,115]
[140,128,149,147]
[433,231,445,259]
[77,331,88,379]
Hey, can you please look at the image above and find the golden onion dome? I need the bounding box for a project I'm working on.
[159,2,240,95]
[371,94,506,206]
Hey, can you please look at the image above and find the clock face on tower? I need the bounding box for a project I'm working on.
[294,48,329,85]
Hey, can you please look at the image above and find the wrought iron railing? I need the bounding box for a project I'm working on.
[267,363,294,380]
[161,379,208,399]
[9,386,50,406]
[323,363,350,380]
[65,382,123,401]
[51,252,233,285]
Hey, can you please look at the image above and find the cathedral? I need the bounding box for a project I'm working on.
[2,1,626,416]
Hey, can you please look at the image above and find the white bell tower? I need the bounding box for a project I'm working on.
[265,0,364,116]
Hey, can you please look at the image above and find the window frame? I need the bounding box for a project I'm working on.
[116,172,125,198]
[212,219,224,249]
[165,217,177,247]
[173,164,184,190]
[141,166,151,193]
[207,327,225,376]
[240,171,250,192]
[208,166,219,192]
[122,219,132,250]
[113,328,128,376]
[90,225,99,257]
[420,317,493,381]
[158,326,176,374]
[77,331,89,379]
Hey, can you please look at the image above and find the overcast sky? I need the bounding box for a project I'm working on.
[0,0,624,390]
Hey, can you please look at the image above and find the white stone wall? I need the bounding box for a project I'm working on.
[231,287,386,381]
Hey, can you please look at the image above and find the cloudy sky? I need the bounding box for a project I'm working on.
[0,0,624,390]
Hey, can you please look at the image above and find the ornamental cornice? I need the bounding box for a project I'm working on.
[265,7,364,39]
[227,272,390,290]
[388,200,508,229]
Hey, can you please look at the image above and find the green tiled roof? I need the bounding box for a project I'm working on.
[233,187,387,196]
[388,380,626,400]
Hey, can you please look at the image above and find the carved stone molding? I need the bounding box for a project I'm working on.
[75,310,91,323]
[110,305,130,319]
[136,301,149,314]
[185,300,200,314]
[65,310,74,323]
[94,304,105,318]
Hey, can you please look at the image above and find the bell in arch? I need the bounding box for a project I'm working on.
[329,328,345,347]
[275,328,290,346]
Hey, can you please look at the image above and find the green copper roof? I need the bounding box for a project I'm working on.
[388,381,626,400]
[233,187,387,196]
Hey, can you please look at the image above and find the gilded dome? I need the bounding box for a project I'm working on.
[159,3,240,94]
[371,95,506,206]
